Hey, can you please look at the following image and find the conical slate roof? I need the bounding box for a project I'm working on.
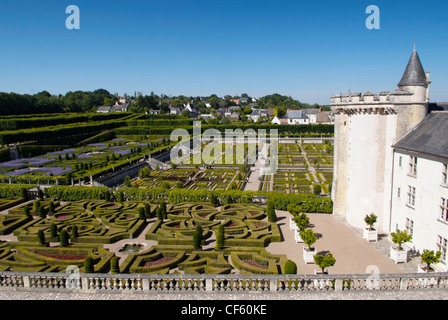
[397,49,428,87]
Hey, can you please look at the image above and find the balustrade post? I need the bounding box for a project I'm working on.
[81,276,89,290]
[142,278,149,291]
[23,275,30,288]
[399,277,408,291]
[269,278,277,292]
[205,278,213,292]
[334,278,343,291]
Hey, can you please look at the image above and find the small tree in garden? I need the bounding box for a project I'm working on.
[110,257,120,274]
[71,225,79,238]
[216,224,225,250]
[38,206,46,219]
[209,192,218,207]
[284,260,297,274]
[20,187,27,200]
[144,203,151,218]
[59,229,69,247]
[33,200,40,213]
[300,229,318,251]
[420,249,442,272]
[50,223,58,239]
[117,191,124,203]
[293,213,310,231]
[313,184,322,196]
[84,256,94,273]
[23,205,31,217]
[138,207,146,220]
[266,199,276,222]
[105,190,111,202]
[364,213,377,231]
[124,175,131,187]
[314,252,336,274]
[390,229,412,251]
[159,202,167,219]
[193,230,202,250]
[48,201,55,214]
[156,207,163,221]
[37,230,46,246]
[37,188,44,200]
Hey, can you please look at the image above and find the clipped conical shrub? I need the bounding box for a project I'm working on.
[84,256,94,273]
[110,257,120,274]
[59,229,69,247]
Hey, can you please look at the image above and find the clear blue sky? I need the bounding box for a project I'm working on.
[0,0,447,104]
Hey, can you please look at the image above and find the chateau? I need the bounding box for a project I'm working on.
[330,48,448,269]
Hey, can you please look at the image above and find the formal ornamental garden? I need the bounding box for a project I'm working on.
[0,184,333,275]
[261,141,334,195]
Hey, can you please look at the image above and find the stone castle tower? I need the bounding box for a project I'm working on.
[330,49,431,233]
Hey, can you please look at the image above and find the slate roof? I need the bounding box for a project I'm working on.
[286,110,309,120]
[397,49,428,88]
[393,112,448,159]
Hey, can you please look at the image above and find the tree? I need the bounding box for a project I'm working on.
[193,230,202,250]
[71,225,79,238]
[293,213,310,231]
[313,184,322,196]
[284,260,297,274]
[110,256,120,274]
[124,175,131,187]
[300,229,318,251]
[144,203,151,218]
[275,106,287,117]
[37,188,44,200]
[160,202,167,219]
[390,229,412,251]
[216,224,225,250]
[20,187,27,199]
[364,213,377,230]
[59,229,69,247]
[156,207,163,221]
[37,230,46,246]
[38,206,46,219]
[138,207,146,220]
[314,252,336,274]
[117,191,124,202]
[105,190,111,202]
[23,205,31,217]
[209,192,218,207]
[84,256,94,273]
[48,201,55,214]
[50,223,58,238]
[33,200,40,212]
[267,199,277,222]
[420,249,442,272]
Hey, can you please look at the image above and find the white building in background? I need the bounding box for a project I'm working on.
[302,108,320,124]
[285,109,310,125]
[331,48,432,235]
[390,111,448,270]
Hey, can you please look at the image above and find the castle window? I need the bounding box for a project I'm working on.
[399,156,402,167]
[407,185,416,207]
[440,198,448,222]
[442,164,448,186]
[409,156,417,176]
[405,218,414,237]
[397,187,401,198]
[437,236,447,263]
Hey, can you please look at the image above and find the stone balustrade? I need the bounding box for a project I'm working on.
[1,271,448,293]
